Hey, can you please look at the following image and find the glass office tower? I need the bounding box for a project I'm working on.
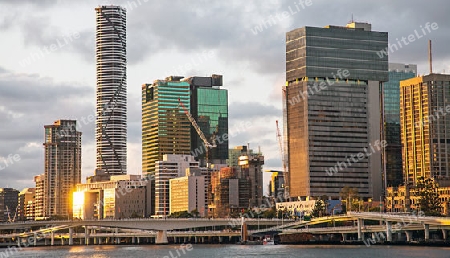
[142,76,191,177]
[185,75,228,165]
[383,64,416,188]
[285,22,388,199]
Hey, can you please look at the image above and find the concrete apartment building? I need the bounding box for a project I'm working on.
[43,119,82,218]
[285,22,388,199]
[169,172,206,217]
[154,154,203,217]
[400,74,450,185]
[17,188,35,221]
[33,174,45,219]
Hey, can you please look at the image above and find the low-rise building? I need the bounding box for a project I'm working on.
[209,167,251,217]
[169,172,206,217]
[17,188,35,221]
[0,188,20,222]
[73,175,150,219]
[34,174,45,219]
[154,154,202,217]
[386,184,450,215]
[276,199,343,217]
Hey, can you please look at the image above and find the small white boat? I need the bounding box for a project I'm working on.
[263,235,274,245]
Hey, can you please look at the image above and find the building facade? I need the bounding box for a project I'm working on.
[43,119,82,218]
[95,5,127,175]
[184,75,228,165]
[142,77,191,177]
[0,188,19,222]
[400,74,450,185]
[154,154,201,217]
[209,167,250,217]
[285,22,388,199]
[383,63,416,189]
[169,174,206,217]
[73,175,150,220]
[238,150,264,208]
[17,188,35,221]
[227,145,264,207]
[34,174,45,219]
[386,184,450,215]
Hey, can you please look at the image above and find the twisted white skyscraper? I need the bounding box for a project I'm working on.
[95,5,127,175]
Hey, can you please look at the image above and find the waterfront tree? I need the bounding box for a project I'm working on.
[416,177,442,216]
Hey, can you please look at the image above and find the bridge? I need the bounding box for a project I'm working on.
[2,212,450,246]
[265,212,450,244]
[0,218,290,246]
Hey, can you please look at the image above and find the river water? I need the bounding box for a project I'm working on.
[3,244,450,258]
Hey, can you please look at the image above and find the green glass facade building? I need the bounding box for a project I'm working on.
[142,77,191,177]
[383,63,416,188]
[185,75,228,164]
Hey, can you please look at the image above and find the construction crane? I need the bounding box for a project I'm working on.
[276,120,289,200]
[6,205,18,223]
[178,98,216,165]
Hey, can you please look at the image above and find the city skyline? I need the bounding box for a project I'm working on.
[1,0,450,192]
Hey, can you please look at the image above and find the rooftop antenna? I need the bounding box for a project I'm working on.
[351,14,354,23]
[429,40,433,74]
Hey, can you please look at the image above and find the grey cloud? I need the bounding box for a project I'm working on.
[229,101,281,120]
[0,66,143,189]
[264,158,282,168]
[6,0,450,76]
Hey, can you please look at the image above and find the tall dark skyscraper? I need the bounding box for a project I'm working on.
[185,74,228,165]
[95,5,127,175]
[383,63,416,189]
[285,22,388,199]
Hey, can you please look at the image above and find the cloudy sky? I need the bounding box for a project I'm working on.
[0,0,449,192]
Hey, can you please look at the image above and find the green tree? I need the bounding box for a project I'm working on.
[190,209,200,218]
[130,212,141,218]
[416,177,442,216]
[312,199,325,217]
[168,211,193,218]
[339,186,359,212]
[261,207,277,218]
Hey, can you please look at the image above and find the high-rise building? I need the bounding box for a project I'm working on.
[142,77,191,177]
[95,5,127,175]
[383,63,416,189]
[285,22,388,199]
[400,74,450,186]
[43,120,82,218]
[0,188,19,222]
[183,75,228,165]
[17,188,35,221]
